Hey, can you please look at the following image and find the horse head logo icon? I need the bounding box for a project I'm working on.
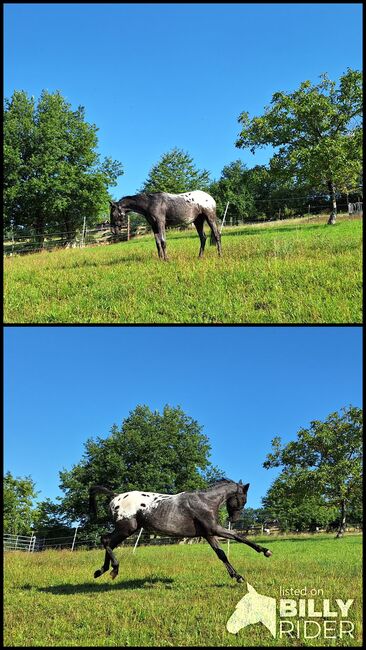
[227,583,276,637]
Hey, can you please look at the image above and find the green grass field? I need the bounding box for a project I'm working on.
[4,215,362,324]
[4,534,362,646]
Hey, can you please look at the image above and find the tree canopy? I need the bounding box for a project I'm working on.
[210,160,255,223]
[3,90,123,242]
[263,406,362,536]
[58,404,224,531]
[140,148,211,194]
[236,69,362,224]
[3,471,39,535]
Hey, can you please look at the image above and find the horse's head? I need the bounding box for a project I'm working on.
[226,480,249,523]
[110,200,127,235]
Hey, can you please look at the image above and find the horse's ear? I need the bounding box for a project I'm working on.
[238,479,242,484]
[109,200,114,207]
[243,483,250,492]
[247,582,257,594]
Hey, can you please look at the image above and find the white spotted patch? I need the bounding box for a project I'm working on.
[168,190,216,210]
[110,491,183,520]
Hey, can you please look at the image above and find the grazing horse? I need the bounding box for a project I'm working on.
[89,479,272,583]
[109,190,222,260]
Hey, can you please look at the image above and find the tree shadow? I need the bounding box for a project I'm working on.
[22,576,174,595]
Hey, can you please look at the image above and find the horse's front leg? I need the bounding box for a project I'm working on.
[152,221,168,261]
[206,535,244,583]
[210,524,272,557]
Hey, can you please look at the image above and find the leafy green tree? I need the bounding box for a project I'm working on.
[140,147,211,194]
[58,404,224,531]
[262,470,339,532]
[210,160,255,224]
[3,90,123,243]
[236,69,362,224]
[33,498,73,539]
[3,471,39,535]
[263,406,362,537]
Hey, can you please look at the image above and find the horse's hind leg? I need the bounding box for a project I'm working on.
[206,535,244,583]
[94,532,117,578]
[94,520,138,580]
[193,214,207,257]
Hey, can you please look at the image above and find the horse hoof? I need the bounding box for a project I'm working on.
[264,550,272,557]
[236,576,244,583]
[110,569,118,580]
[94,570,102,579]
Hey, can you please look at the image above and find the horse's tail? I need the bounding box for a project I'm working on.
[89,485,117,521]
[208,210,221,246]
[210,221,221,246]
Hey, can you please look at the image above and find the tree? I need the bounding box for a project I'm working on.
[33,498,73,539]
[236,69,362,224]
[3,471,39,535]
[210,160,255,224]
[58,404,224,532]
[3,90,123,243]
[263,406,362,537]
[262,470,339,532]
[140,148,211,194]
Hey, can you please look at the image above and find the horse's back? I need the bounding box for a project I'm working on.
[110,490,170,520]
[170,190,216,210]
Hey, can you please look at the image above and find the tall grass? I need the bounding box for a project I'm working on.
[4,216,362,323]
[4,534,362,646]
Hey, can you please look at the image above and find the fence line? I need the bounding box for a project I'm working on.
[4,203,362,257]
[3,531,201,552]
[5,523,361,553]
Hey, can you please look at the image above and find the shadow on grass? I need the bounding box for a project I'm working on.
[58,254,152,269]
[23,576,174,595]
[220,224,327,238]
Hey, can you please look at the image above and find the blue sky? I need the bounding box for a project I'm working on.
[4,326,362,510]
[4,3,362,199]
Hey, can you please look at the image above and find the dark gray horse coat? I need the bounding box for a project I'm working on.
[89,480,272,583]
[110,190,222,260]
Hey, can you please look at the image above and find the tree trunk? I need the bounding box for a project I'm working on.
[34,215,45,250]
[63,216,74,246]
[335,499,346,538]
[327,180,337,225]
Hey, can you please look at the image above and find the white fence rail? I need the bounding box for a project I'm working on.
[3,531,203,552]
[4,533,37,551]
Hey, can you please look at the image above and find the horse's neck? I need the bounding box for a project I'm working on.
[208,482,237,508]
[122,195,147,214]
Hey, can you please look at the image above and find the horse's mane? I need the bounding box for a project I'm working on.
[203,477,235,490]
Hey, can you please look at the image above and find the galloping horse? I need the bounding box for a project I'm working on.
[109,190,222,260]
[89,479,272,583]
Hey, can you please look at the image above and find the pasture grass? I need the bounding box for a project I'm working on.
[4,215,362,323]
[4,534,362,646]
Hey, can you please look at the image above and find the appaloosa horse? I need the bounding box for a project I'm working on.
[89,479,272,583]
[109,190,222,260]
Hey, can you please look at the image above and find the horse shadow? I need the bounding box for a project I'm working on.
[22,576,174,595]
